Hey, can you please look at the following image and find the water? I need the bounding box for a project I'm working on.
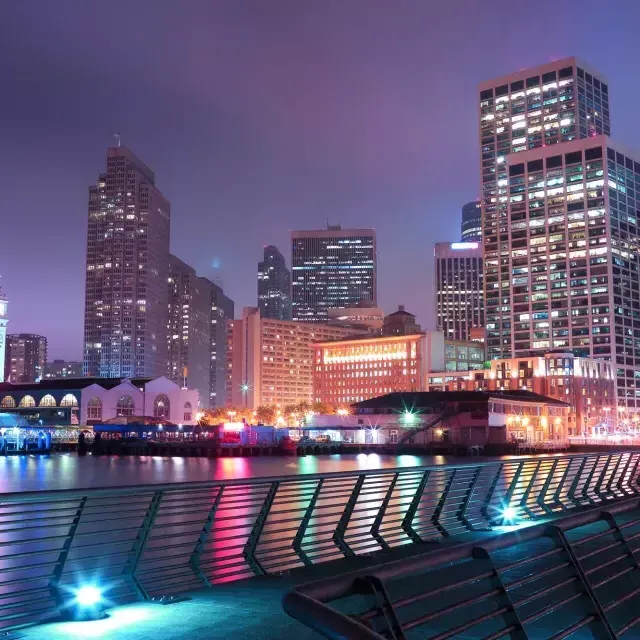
[0,452,511,493]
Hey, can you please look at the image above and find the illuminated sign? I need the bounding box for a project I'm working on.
[451,242,479,250]
[223,422,244,432]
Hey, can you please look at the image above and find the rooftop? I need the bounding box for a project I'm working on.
[352,390,570,411]
[0,377,153,392]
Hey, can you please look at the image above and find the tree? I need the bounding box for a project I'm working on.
[256,405,277,426]
[312,401,336,415]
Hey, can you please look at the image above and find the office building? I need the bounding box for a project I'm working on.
[444,339,485,372]
[435,242,484,341]
[257,245,291,320]
[461,200,482,242]
[83,146,171,379]
[291,225,376,323]
[327,301,383,334]
[382,305,421,336]
[44,360,83,379]
[210,282,234,407]
[313,332,445,405]
[226,307,354,409]
[4,334,47,383]
[479,58,610,362]
[0,285,7,383]
[428,352,614,437]
[168,255,234,409]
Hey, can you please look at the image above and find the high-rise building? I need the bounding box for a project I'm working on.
[210,282,234,408]
[479,60,640,407]
[0,284,7,383]
[291,225,376,323]
[461,200,482,242]
[257,245,291,320]
[435,242,484,341]
[167,255,234,409]
[44,360,83,379]
[382,305,422,336]
[83,146,171,379]
[479,58,610,363]
[226,307,355,409]
[4,334,47,383]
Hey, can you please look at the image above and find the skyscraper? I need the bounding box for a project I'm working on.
[4,334,47,383]
[83,146,170,378]
[435,242,484,341]
[167,254,234,408]
[461,200,482,242]
[257,245,291,320]
[291,225,376,323]
[478,59,640,409]
[479,58,610,362]
[0,284,7,383]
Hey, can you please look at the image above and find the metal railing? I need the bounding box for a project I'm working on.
[283,497,640,639]
[0,451,638,631]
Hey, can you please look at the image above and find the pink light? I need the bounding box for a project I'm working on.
[223,422,244,432]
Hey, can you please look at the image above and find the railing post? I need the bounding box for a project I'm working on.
[333,475,365,557]
[189,486,224,586]
[565,455,589,509]
[480,462,504,523]
[593,454,614,501]
[293,479,324,567]
[603,453,623,497]
[432,469,457,537]
[580,454,601,505]
[401,470,430,543]
[370,473,399,552]
[123,490,163,600]
[243,481,279,575]
[459,466,483,531]
[552,456,574,510]
[520,460,542,518]
[49,496,87,609]
[536,458,559,514]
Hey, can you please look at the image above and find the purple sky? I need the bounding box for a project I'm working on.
[2,0,640,360]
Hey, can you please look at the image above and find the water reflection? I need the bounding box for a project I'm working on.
[0,452,518,493]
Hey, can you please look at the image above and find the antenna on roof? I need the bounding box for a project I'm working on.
[114,132,121,148]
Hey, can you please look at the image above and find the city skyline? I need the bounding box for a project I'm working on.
[3,3,640,360]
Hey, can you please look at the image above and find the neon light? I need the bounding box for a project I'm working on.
[223,422,244,432]
[451,242,479,250]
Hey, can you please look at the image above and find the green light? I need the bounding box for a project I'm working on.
[403,410,416,423]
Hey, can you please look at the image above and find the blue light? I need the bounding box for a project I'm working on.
[502,506,518,522]
[75,585,102,607]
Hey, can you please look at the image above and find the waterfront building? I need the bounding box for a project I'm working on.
[479,58,610,362]
[44,360,83,379]
[327,301,384,334]
[326,390,570,447]
[461,200,482,242]
[83,146,170,379]
[168,255,234,409]
[0,376,198,426]
[435,242,484,341]
[4,334,47,383]
[226,307,355,409]
[0,285,7,383]
[291,225,376,323]
[427,352,614,436]
[257,245,291,321]
[382,305,421,336]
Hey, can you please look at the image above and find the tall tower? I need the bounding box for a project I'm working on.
[257,245,291,320]
[479,58,610,361]
[0,284,7,383]
[461,201,482,243]
[83,147,170,378]
[291,225,377,323]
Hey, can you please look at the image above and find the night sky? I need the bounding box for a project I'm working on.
[2,1,640,360]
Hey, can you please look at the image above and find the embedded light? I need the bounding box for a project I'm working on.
[403,410,416,423]
[502,506,518,522]
[241,383,250,392]
[75,585,102,607]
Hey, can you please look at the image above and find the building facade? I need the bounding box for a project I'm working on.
[83,146,171,379]
[444,338,485,372]
[210,282,234,408]
[167,255,234,409]
[479,58,610,362]
[291,225,376,323]
[44,360,83,379]
[313,333,445,405]
[226,307,355,409]
[257,245,291,320]
[4,334,47,383]
[461,200,482,242]
[428,352,614,437]
[435,242,484,341]
[0,285,7,383]
[382,306,422,336]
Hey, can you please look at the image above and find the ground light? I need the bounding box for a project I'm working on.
[501,506,519,523]
[72,585,105,621]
